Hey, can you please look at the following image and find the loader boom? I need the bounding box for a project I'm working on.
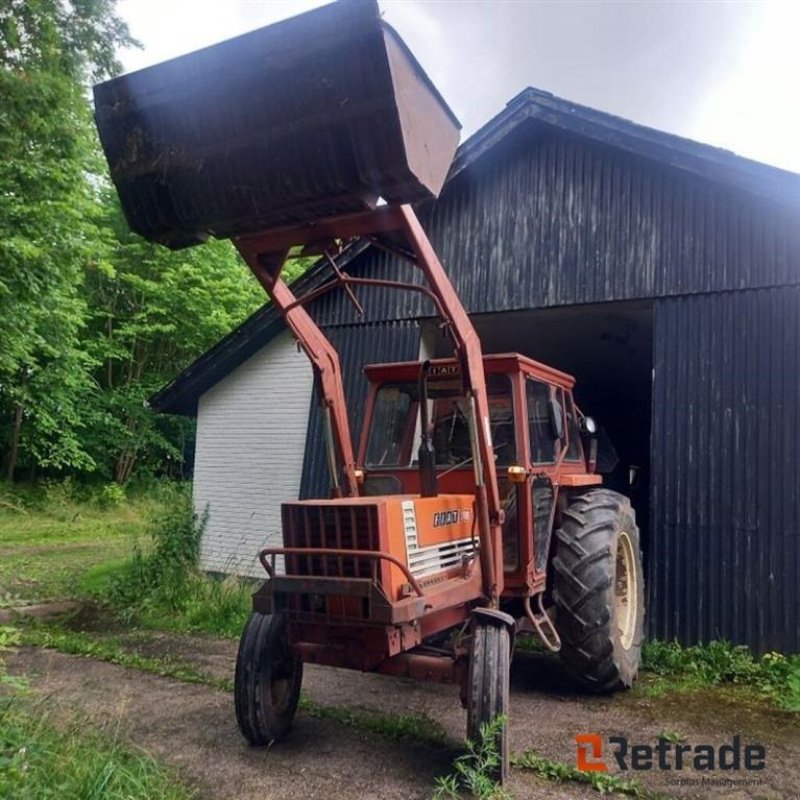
[234,203,505,602]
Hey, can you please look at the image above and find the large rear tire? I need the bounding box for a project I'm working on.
[466,620,510,784]
[552,489,644,691]
[234,611,303,744]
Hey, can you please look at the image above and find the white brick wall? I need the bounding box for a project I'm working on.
[193,331,313,577]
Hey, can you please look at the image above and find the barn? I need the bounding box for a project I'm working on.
[152,87,800,654]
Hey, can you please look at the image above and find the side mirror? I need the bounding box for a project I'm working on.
[548,396,564,441]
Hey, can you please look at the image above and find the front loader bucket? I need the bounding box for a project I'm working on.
[93,0,461,249]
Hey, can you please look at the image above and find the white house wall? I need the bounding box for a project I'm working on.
[193,330,313,577]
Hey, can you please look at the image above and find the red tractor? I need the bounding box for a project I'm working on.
[93,0,645,784]
[231,204,644,782]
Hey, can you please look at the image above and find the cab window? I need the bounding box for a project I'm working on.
[526,379,558,464]
[563,391,583,462]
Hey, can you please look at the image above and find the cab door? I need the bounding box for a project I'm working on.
[524,377,561,580]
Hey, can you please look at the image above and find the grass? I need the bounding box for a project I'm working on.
[512,750,650,797]
[17,620,451,749]
[19,624,233,692]
[301,699,448,747]
[640,638,800,711]
[81,489,253,639]
[0,480,164,606]
[0,622,195,800]
[3,477,251,637]
[0,708,196,799]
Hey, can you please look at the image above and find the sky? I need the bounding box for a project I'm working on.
[117,0,800,174]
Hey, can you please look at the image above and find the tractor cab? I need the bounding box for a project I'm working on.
[358,353,602,592]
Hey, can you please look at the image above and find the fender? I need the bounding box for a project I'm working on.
[471,607,516,646]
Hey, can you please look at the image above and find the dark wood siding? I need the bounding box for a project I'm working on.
[650,288,800,653]
[299,320,420,499]
[311,124,800,326]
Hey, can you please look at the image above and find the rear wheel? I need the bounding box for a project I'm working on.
[552,489,644,691]
[235,611,303,744]
[466,619,511,784]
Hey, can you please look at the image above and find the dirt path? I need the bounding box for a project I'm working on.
[9,633,800,800]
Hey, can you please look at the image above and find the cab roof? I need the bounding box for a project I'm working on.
[362,352,575,389]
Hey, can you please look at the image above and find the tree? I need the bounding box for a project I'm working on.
[81,196,265,482]
[0,0,135,479]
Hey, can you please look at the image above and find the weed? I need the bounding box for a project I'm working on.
[0,625,28,696]
[513,750,647,796]
[20,625,232,692]
[658,729,683,744]
[301,698,448,747]
[1,615,193,799]
[641,639,800,711]
[0,708,195,800]
[433,716,510,800]
[96,482,127,509]
[19,623,449,751]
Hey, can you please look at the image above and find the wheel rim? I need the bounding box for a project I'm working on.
[615,531,637,650]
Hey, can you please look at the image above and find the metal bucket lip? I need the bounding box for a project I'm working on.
[380,20,461,131]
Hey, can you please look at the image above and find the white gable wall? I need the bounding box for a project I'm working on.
[193,330,313,577]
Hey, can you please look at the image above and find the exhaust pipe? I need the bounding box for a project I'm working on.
[418,361,438,498]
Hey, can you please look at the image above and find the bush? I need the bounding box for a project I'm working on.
[103,486,201,614]
[97,487,251,637]
[95,482,127,509]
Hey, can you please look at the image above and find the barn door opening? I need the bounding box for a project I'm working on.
[422,299,654,548]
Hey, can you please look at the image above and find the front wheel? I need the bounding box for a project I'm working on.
[466,619,511,784]
[234,611,303,745]
[552,489,645,691]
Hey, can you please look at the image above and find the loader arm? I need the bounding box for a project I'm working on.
[234,204,505,602]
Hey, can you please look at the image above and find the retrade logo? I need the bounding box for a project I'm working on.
[575,734,766,773]
[575,734,607,772]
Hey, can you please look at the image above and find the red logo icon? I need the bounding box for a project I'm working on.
[576,734,608,772]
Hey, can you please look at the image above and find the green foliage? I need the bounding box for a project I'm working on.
[0,1,136,481]
[0,480,156,605]
[0,624,28,695]
[641,639,800,711]
[20,624,232,692]
[95,481,126,509]
[93,488,251,638]
[301,699,447,747]
[0,1,285,484]
[102,486,201,612]
[0,708,194,800]
[434,716,510,800]
[79,196,265,483]
[512,750,646,796]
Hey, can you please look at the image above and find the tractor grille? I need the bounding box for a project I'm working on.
[282,503,380,579]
